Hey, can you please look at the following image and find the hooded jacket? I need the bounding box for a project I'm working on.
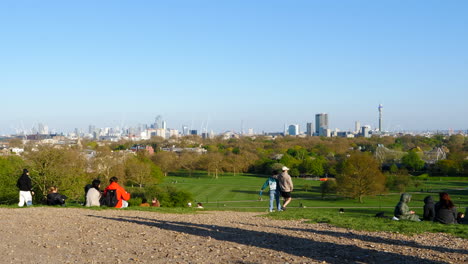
[423,196,435,221]
[17,173,32,192]
[104,182,130,208]
[394,193,420,221]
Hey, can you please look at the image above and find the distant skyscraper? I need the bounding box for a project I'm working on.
[361,125,371,138]
[306,122,313,136]
[288,124,299,136]
[315,113,328,136]
[182,125,189,135]
[154,115,162,129]
[378,104,383,132]
[162,120,167,130]
[355,121,360,134]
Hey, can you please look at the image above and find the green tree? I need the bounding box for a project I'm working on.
[0,156,25,204]
[24,145,90,202]
[320,179,337,198]
[151,151,180,176]
[336,152,386,203]
[125,156,163,188]
[401,151,425,172]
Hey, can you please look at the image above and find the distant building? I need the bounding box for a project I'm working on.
[288,124,299,136]
[315,113,329,136]
[190,130,198,135]
[361,125,371,138]
[306,122,313,136]
[355,121,360,134]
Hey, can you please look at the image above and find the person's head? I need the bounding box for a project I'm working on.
[423,196,433,204]
[197,202,203,206]
[142,198,148,204]
[400,193,412,203]
[282,166,289,172]
[23,169,29,175]
[110,177,118,183]
[439,192,454,209]
[48,186,58,193]
[92,179,101,189]
[271,170,278,176]
[457,212,464,219]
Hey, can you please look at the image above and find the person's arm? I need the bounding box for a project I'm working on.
[120,188,131,201]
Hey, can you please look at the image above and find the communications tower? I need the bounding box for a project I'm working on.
[378,104,383,132]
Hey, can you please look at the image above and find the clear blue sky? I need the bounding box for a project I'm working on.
[1,0,467,134]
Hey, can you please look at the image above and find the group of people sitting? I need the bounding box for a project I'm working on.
[84,177,131,208]
[394,192,468,224]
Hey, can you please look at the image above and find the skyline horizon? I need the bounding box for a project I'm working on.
[2,1,467,134]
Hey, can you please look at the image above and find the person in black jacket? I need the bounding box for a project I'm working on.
[17,169,34,207]
[46,186,68,206]
[434,192,457,224]
[423,195,435,221]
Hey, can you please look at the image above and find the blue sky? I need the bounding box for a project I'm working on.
[1,1,467,134]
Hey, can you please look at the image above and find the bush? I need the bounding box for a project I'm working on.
[140,185,193,207]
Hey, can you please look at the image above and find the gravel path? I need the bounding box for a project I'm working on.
[0,207,466,264]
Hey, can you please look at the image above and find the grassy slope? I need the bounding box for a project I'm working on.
[162,172,468,238]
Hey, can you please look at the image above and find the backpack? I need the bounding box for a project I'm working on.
[101,189,118,207]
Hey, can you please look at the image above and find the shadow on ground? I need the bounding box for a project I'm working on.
[88,214,447,264]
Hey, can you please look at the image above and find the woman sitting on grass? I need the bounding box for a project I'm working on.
[46,186,67,206]
[434,192,457,224]
[394,193,420,221]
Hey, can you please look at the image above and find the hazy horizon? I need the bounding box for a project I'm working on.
[1,1,467,134]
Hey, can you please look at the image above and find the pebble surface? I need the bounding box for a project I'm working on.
[0,207,466,263]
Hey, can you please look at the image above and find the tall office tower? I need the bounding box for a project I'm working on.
[182,125,189,135]
[284,124,288,135]
[361,125,371,138]
[315,113,329,136]
[38,123,48,134]
[162,120,167,130]
[88,125,96,134]
[154,115,162,129]
[288,124,299,136]
[355,121,361,134]
[378,104,383,132]
[306,122,313,136]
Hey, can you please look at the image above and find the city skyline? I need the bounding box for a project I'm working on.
[1,1,467,134]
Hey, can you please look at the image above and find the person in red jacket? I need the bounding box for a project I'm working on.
[104,177,131,208]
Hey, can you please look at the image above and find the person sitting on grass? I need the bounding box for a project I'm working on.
[394,193,420,221]
[423,195,435,221]
[151,197,160,207]
[196,202,204,209]
[103,177,131,208]
[46,186,67,206]
[259,170,282,212]
[86,179,101,207]
[434,192,457,224]
[140,198,150,207]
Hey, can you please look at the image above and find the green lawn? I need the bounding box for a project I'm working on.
[161,172,468,238]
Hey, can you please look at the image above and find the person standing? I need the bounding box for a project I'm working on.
[103,177,130,208]
[260,170,282,212]
[17,169,34,207]
[277,166,293,210]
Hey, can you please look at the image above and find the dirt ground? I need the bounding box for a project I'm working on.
[0,207,466,264]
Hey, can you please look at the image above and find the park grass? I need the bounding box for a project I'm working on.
[265,207,468,239]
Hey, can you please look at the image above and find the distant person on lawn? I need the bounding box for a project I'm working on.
[103,177,131,208]
[46,186,68,206]
[260,170,282,212]
[434,192,457,224]
[277,166,294,210]
[17,169,34,207]
[394,193,420,221]
[85,179,101,207]
[423,195,435,221]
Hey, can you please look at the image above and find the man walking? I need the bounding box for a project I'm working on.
[277,166,293,210]
[17,169,34,207]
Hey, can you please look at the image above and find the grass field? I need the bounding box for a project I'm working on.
[161,171,468,238]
